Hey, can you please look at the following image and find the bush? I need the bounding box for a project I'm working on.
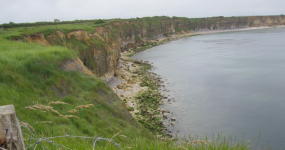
[175,28,182,32]
[163,33,169,37]
[128,107,134,111]
[94,19,104,24]
[1,23,13,28]
[135,36,142,42]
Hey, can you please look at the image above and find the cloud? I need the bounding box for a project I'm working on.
[0,0,284,24]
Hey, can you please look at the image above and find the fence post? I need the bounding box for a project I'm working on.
[0,123,4,146]
[0,105,25,150]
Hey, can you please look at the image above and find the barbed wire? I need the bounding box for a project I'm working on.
[21,125,122,150]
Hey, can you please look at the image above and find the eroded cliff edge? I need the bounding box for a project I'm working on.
[18,16,285,80]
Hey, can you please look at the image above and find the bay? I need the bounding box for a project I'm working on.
[132,27,285,150]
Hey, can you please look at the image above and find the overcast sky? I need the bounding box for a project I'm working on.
[0,0,284,24]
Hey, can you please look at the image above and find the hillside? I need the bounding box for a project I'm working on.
[0,15,284,149]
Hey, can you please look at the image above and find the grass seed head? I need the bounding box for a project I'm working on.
[62,115,80,119]
[75,104,94,109]
[178,146,188,150]
[24,106,36,110]
[35,121,52,124]
[48,101,69,105]
[20,121,35,131]
[69,109,79,113]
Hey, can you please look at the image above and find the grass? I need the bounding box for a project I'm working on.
[0,28,155,149]
[8,22,97,36]
[0,16,274,149]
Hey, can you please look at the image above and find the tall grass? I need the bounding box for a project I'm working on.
[0,29,154,149]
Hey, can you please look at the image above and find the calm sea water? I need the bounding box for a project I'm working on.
[132,28,285,149]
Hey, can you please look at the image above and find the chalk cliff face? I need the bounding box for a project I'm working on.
[23,16,285,80]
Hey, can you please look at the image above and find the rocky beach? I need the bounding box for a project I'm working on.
[106,26,282,138]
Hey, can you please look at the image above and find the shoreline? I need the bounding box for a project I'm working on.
[108,25,280,138]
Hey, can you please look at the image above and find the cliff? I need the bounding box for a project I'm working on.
[1,15,283,149]
[13,15,285,80]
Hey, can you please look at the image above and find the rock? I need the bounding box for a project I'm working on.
[171,117,176,121]
[167,99,171,102]
[120,94,124,97]
[114,71,120,76]
[162,109,170,114]
[157,135,162,138]
[121,74,126,79]
[163,113,169,118]
[157,107,160,111]
[159,101,163,105]
[117,85,123,89]
[171,122,175,125]
[147,111,153,115]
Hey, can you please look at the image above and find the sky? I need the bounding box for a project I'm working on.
[0,0,284,24]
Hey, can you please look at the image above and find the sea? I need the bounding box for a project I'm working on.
[132,27,285,150]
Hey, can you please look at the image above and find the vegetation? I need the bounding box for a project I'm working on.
[94,19,105,24]
[0,28,154,149]
[135,36,142,42]
[175,28,182,32]
[0,19,96,28]
[0,15,277,149]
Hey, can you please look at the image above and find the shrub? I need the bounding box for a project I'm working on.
[128,107,134,111]
[163,33,169,37]
[94,19,104,24]
[175,28,182,32]
[54,19,60,22]
[1,23,13,28]
[135,36,142,42]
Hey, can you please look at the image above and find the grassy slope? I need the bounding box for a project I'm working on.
[0,17,260,149]
[0,29,156,149]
